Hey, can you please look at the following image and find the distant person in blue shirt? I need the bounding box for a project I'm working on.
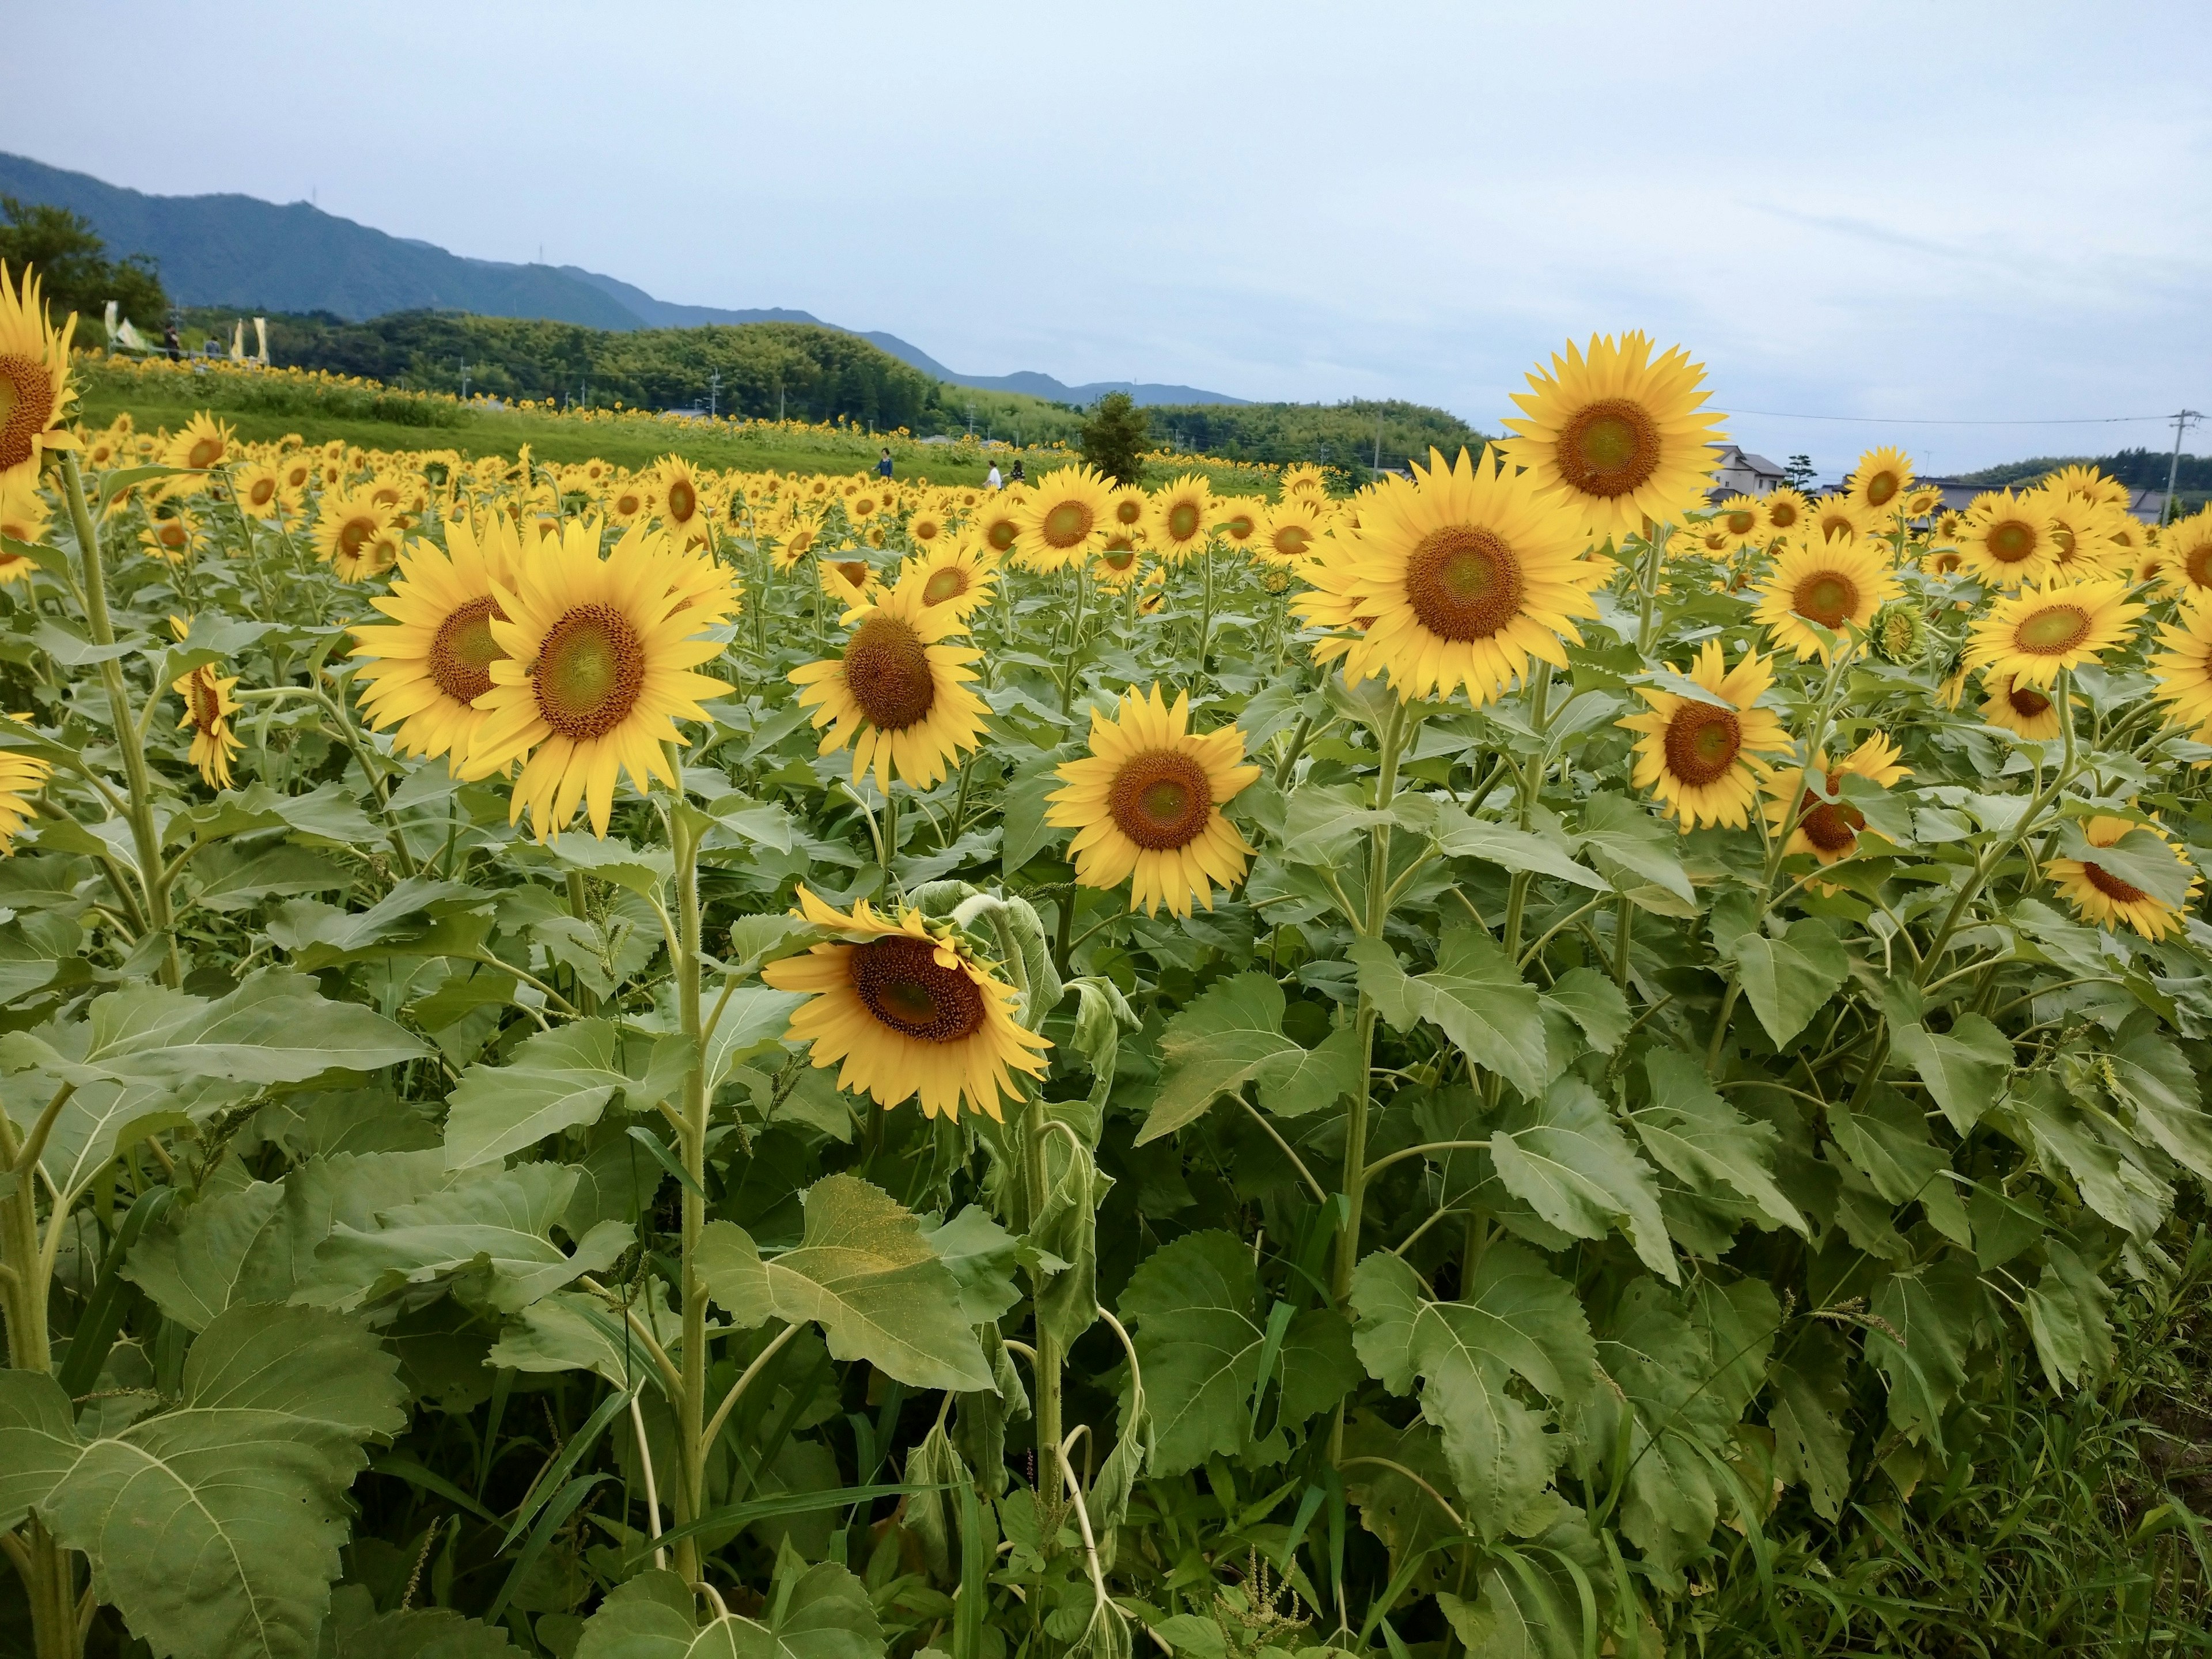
[877,448,893,480]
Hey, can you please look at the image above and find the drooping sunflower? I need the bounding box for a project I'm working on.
[0,263,78,490]
[1014,464,1111,570]
[821,555,881,610]
[1256,497,1330,565]
[1146,474,1215,564]
[2048,816,2200,940]
[1763,733,1910,865]
[1963,577,2143,689]
[1619,639,1791,831]
[902,540,999,621]
[1047,683,1261,916]
[1846,446,1916,520]
[1710,494,1766,550]
[312,489,398,575]
[1500,331,1726,541]
[1296,447,1605,705]
[1751,533,1902,661]
[763,886,1050,1122]
[654,456,710,546]
[2149,600,2212,737]
[1978,672,2063,740]
[462,523,732,840]
[1760,486,1810,537]
[789,569,988,792]
[2157,509,2212,601]
[351,511,524,768]
[1955,490,2057,588]
[169,619,242,789]
[0,715,51,852]
[967,494,1025,562]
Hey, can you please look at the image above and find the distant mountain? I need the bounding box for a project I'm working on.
[0,151,1246,407]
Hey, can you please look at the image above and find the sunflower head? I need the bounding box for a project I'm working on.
[1751,533,1901,661]
[2048,816,2200,941]
[1013,464,1112,570]
[0,263,78,490]
[790,570,987,793]
[1618,639,1792,831]
[1711,494,1766,550]
[1846,446,1916,520]
[1963,577,2143,690]
[1957,490,2057,588]
[1870,600,1929,665]
[1761,486,1810,537]
[1764,733,1911,866]
[1146,474,1216,563]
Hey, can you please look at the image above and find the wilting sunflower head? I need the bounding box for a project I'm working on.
[1618,638,1792,831]
[0,263,79,490]
[1146,474,1216,564]
[2048,815,2200,941]
[353,510,525,769]
[1963,577,2143,690]
[1014,464,1112,570]
[1752,533,1902,661]
[789,570,988,793]
[1047,683,1262,918]
[173,659,243,789]
[1870,599,1930,665]
[1846,446,1916,520]
[762,886,1050,1122]
[1499,330,1727,543]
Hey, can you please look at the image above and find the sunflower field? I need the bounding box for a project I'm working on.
[2,259,2211,1659]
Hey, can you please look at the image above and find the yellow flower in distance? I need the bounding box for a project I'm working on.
[1763,734,1910,864]
[1257,497,1330,565]
[1760,486,1810,538]
[1501,331,1726,541]
[234,460,286,520]
[1014,464,1111,570]
[790,569,988,793]
[351,511,522,769]
[464,523,732,840]
[763,886,1050,1122]
[312,488,399,575]
[1619,639,1791,831]
[967,494,1025,561]
[2048,816,2199,940]
[1752,533,1901,661]
[1049,684,1260,917]
[1963,577,2142,690]
[2043,463,2131,512]
[1296,446,1605,706]
[1093,534,1146,590]
[0,263,78,489]
[1710,495,1766,550]
[168,618,242,790]
[654,455,711,546]
[2037,488,2126,579]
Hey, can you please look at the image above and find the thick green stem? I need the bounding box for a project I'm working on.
[14,1518,82,1659]
[1023,1094,1065,1510]
[62,454,178,988]
[670,793,707,1585]
[1196,539,1217,678]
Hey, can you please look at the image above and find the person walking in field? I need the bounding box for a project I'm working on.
[877,447,893,480]
[1009,459,1025,486]
[986,461,1002,490]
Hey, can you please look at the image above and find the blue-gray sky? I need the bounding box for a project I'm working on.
[7,0,2207,478]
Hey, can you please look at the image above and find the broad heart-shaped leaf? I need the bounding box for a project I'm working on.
[443,1018,631,1168]
[1116,1230,1361,1475]
[1351,926,1546,1100]
[1433,813,1607,890]
[299,1162,631,1314]
[1137,972,1361,1142]
[694,1175,992,1391]
[1349,1247,1594,1540]
[1,1304,406,1659]
[1539,967,1631,1054]
[1728,915,1847,1047]
[575,1559,885,1659]
[2107,1022,2212,1182]
[702,985,808,1094]
[490,1282,687,1392]
[1630,1052,1805,1236]
[1889,1011,2012,1135]
[1575,793,1695,902]
[1492,1078,1676,1282]
[921,1205,1024,1323]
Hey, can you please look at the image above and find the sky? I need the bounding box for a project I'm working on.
[6,0,2209,479]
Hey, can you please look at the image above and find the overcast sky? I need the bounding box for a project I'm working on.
[7,1,2208,477]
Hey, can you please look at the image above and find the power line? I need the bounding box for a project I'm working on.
[1727,408,2181,427]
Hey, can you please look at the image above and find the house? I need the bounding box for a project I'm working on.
[1706,444,1786,498]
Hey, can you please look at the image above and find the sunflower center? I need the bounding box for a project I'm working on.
[922,567,970,606]
[1272,525,1313,557]
[985,517,1019,553]
[2081,861,2149,905]
[429,596,508,705]
[1556,398,1662,499]
[2052,526,2077,557]
[1404,525,1525,642]
[1793,571,1859,628]
[249,478,275,507]
[532,604,646,741]
[2014,604,2090,655]
[187,672,223,733]
[1043,501,1094,548]
[187,437,222,469]
[1865,471,1899,507]
[849,934,987,1043]
[1224,513,1255,541]
[617,493,641,516]
[844,615,935,730]
[1723,509,1758,535]
[914,518,942,541]
[1115,497,1144,527]
[338,515,377,556]
[2006,681,2052,718]
[1107,750,1214,851]
[1662,703,1743,788]
[1768,501,1800,529]
[1166,501,1201,541]
[1798,772,1864,854]
[156,520,187,549]
[0,354,56,472]
[2185,544,2212,589]
[1987,520,2037,563]
[667,480,696,520]
[1102,546,1137,572]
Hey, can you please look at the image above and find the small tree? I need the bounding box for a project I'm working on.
[0,198,170,330]
[1080,391,1150,486]
[1783,453,1817,490]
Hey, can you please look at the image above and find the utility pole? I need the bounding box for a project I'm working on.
[1373,408,1384,472]
[709,369,721,421]
[2164,409,2202,524]
[459,357,470,397]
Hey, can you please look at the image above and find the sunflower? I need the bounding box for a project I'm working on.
[0,263,78,490]
[1257,497,1329,564]
[907,504,950,547]
[140,512,197,565]
[821,556,881,609]
[2150,601,2212,737]
[1048,683,1260,916]
[234,460,285,520]
[161,411,234,484]
[2043,464,2131,512]
[902,540,999,621]
[1955,490,2057,588]
[0,474,50,581]
[1710,494,1766,550]
[1295,447,1604,705]
[654,457,710,545]
[1093,535,1146,590]
[1216,498,1264,554]
[1761,486,1810,537]
[1899,485,1945,521]
[2158,509,2212,600]
[1978,672,2063,740]
[461,524,732,840]
[1763,734,1910,864]
[790,569,988,792]
[763,887,1049,1122]
[968,494,1025,561]
[1619,640,1791,831]
[171,622,242,789]
[1963,578,2142,689]
[1105,484,1149,536]
[1846,446,1915,520]
[2048,816,2199,940]
[1500,331,1726,541]
[1807,494,1871,545]
[1279,462,1329,501]
[1752,534,1901,660]
[606,476,655,526]
[2035,488,2126,579]
[1869,600,1929,665]
[1146,474,1215,563]
[278,453,316,498]
[0,715,51,851]
[352,511,523,768]
[312,489,398,575]
[1014,465,1111,570]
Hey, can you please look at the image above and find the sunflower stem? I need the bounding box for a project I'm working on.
[1196,537,1217,679]
[667,771,709,1586]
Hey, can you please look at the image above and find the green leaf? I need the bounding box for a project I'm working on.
[189,843,353,914]
[267,876,491,970]
[490,1284,683,1391]
[703,986,806,1094]
[1576,793,1694,902]
[2056,823,2194,908]
[1352,926,1546,1100]
[921,1206,1023,1323]
[694,1175,991,1391]
[1728,915,1847,1047]
[1829,1088,1971,1246]
[1769,1334,1854,1521]
[1889,1012,2011,1135]
[1631,1052,1805,1235]
[1137,973,1361,1142]
[999,749,1071,877]
[2107,1025,2212,1182]
[2006,1074,2169,1239]
[2023,1238,2114,1391]
[1492,1078,1675,1281]
[1433,814,1605,890]
[443,1018,631,1169]
[1538,967,1630,1054]
[573,1555,885,1659]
